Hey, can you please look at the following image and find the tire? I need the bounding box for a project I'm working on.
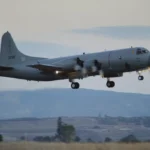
[75,82,80,89]
[138,76,144,80]
[71,83,76,89]
[106,81,115,88]
[71,82,80,89]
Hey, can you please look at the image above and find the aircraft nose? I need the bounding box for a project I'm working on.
[148,52,150,66]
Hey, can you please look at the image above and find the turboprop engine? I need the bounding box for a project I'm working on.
[74,57,88,77]
[91,60,104,76]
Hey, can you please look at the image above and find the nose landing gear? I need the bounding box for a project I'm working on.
[138,75,144,81]
[137,71,144,81]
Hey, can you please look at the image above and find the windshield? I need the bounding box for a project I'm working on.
[136,48,148,55]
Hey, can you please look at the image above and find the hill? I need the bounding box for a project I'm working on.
[0,88,150,119]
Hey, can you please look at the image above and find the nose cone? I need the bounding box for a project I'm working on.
[147,49,150,66]
[148,54,150,66]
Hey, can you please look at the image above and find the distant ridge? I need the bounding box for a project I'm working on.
[0,88,150,119]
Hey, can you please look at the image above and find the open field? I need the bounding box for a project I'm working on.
[0,142,150,150]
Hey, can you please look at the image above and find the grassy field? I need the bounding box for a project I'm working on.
[0,142,150,150]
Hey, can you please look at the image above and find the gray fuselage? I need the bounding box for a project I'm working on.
[0,47,150,81]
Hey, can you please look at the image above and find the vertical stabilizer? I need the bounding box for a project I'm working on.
[0,31,27,66]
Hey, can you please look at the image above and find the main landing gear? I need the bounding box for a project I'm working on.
[69,79,80,89]
[71,82,80,89]
[137,71,144,81]
[106,80,115,88]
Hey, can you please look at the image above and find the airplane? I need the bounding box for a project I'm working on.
[0,31,149,89]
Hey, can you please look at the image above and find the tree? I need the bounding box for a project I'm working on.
[20,136,26,141]
[87,138,93,143]
[33,136,44,142]
[75,136,81,142]
[0,134,3,142]
[105,137,112,142]
[57,117,63,140]
[56,117,76,142]
[120,134,140,143]
[61,124,75,142]
[43,136,51,142]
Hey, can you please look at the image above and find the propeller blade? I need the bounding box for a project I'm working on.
[91,66,97,72]
[99,70,104,77]
[81,68,87,75]
[74,65,81,71]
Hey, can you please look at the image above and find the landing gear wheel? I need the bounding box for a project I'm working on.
[106,81,115,88]
[138,75,144,81]
[71,82,80,89]
[110,81,115,87]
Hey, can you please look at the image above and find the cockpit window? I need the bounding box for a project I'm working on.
[136,48,148,55]
[137,48,142,54]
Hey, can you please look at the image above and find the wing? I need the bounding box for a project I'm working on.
[27,64,74,73]
[0,66,13,71]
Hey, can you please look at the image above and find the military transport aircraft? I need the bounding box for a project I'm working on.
[0,31,149,89]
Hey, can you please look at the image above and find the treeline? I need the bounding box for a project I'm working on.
[97,116,150,127]
[32,134,150,143]
[30,117,150,143]
[1,117,150,143]
[0,134,3,142]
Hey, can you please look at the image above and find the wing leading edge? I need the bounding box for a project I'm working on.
[28,64,74,73]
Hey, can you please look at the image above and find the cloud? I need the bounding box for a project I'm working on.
[72,26,150,40]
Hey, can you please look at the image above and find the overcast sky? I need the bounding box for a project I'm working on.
[0,0,150,94]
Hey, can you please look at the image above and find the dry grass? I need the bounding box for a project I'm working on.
[0,142,150,150]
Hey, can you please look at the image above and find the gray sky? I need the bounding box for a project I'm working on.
[0,0,150,94]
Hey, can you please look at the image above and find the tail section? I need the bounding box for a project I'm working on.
[0,31,39,67]
[0,31,27,66]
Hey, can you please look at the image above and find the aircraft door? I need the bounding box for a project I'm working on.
[109,51,125,72]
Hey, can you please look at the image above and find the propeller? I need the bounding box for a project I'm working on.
[91,66,97,72]
[91,60,102,73]
[81,67,87,75]
[74,64,81,71]
[76,57,84,67]
[99,70,104,77]
[74,57,87,76]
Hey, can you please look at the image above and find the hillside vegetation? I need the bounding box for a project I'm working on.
[0,142,150,150]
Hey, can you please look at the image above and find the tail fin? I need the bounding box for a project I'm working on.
[0,31,28,66]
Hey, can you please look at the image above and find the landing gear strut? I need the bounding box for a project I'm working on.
[137,71,144,81]
[71,82,80,89]
[106,80,115,88]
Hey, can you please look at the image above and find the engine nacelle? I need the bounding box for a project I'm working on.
[103,72,123,78]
